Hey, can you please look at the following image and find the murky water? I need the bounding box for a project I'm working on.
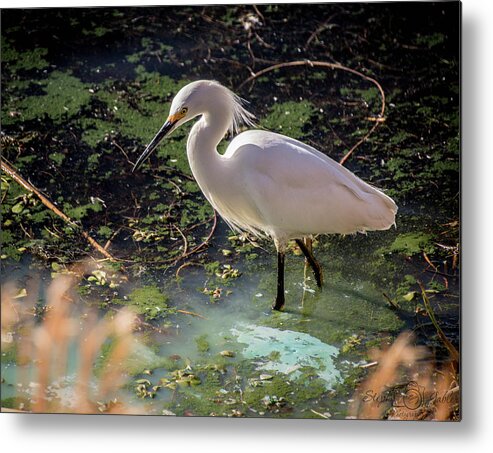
[2,220,446,417]
[1,198,459,417]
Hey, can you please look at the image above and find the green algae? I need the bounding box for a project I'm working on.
[1,40,49,71]
[377,232,436,256]
[82,26,111,38]
[415,32,446,49]
[3,71,92,125]
[72,69,193,172]
[260,100,316,139]
[0,396,31,411]
[157,355,334,418]
[195,334,211,353]
[126,39,173,65]
[64,199,103,221]
[253,257,406,344]
[0,173,59,261]
[48,152,65,166]
[80,118,113,147]
[114,286,170,321]
[340,86,380,105]
[95,337,174,377]
[93,88,164,143]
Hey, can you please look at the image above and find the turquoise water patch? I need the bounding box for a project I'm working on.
[231,323,342,389]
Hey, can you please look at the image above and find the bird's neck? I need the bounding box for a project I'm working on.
[186,109,231,178]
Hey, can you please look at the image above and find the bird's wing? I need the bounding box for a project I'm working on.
[229,130,372,198]
[226,130,397,235]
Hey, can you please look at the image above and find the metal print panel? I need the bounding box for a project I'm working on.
[1,2,460,420]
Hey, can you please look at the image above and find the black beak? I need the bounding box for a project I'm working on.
[132,120,175,172]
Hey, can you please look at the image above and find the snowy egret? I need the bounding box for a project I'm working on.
[134,80,397,310]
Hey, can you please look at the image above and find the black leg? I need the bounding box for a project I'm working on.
[295,239,324,288]
[272,251,285,310]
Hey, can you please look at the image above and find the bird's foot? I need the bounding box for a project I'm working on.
[312,262,324,288]
[295,239,324,289]
[272,295,285,311]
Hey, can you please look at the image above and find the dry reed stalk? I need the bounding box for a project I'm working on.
[350,331,460,421]
[98,311,135,399]
[1,267,142,414]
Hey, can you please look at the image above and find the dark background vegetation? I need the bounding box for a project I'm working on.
[1,3,459,262]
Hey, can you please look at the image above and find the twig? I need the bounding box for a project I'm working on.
[246,29,257,69]
[1,158,117,261]
[423,268,459,279]
[176,309,207,320]
[186,215,215,232]
[168,179,183,195]
[304,13,339,50]
[43,225,62,239]
[173,224,188,257]
[326,119,350,148]
[103,227,122,251]
[174,210,218,263]
[237,59,385,166]
[382,292,399,310]
[112,140,133,166]
[310,409,329,419]
[252,4,265,23]
[141,212,218,266]
[359,361,378,369]
[19,222,33,239]
[254,32,274,50]
[423,251,438,272]
[175,261,204,279]
[418,281,459,363]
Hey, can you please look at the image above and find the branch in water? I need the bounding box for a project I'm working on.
[1,157,118,261]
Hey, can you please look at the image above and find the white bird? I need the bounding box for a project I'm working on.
[134,80,397,310]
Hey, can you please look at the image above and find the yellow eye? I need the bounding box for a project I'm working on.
[180,107,188,115]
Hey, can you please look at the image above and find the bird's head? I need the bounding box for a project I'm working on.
[132,80,254,172]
